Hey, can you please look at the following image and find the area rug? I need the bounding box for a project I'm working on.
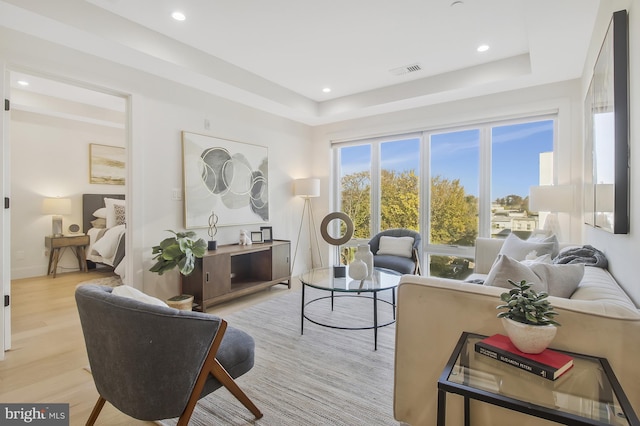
[159,288,398,426]
[77,275,122,287]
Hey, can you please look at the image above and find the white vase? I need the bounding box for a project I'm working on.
[501,317,557,354]
[348,259,368,280]
[355,244,374,279]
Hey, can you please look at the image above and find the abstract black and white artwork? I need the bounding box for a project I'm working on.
[182,132,269,228]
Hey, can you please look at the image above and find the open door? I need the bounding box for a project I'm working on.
[1,63,11,357]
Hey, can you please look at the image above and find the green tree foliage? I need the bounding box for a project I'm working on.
[430,176,478,246]
[380,169,419,231]
[341,171,371,238]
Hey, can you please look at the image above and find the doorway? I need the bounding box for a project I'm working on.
[5,69,128,350]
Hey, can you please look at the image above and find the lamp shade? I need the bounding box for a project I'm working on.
[294,178,320,198]
[529,185,573,212]
[42,197,71,215]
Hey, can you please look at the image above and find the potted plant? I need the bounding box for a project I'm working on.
[149,230,207,276]
[496,279,560,354]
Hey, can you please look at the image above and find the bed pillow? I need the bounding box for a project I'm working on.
[111,285,168,307]
[90,218,107,229]
[377,236,414,258]
[484,254,584,298]
[92,207,107,219]
[104,197,125,228]
[499,233,557,261]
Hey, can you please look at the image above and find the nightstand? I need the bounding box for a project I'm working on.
[45,235,90,278]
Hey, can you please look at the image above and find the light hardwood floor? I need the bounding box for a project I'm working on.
[1,270,295,425]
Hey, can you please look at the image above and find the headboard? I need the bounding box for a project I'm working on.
[82,193,125,233]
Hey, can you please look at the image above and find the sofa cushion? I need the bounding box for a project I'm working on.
[499,233,559,261]
[484,254,584,298]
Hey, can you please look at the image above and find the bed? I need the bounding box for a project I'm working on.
[82,194,126,275]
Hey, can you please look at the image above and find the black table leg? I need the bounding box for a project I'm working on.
[373,291,378,351]
[437,389,446,426]
[331,290,334,311]
[301,283,305,335]
[392,287,396,320]
[464,396,470,426]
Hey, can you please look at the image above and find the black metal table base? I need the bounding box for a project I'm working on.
[300,285,396,350]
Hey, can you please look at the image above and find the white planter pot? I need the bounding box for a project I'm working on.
[501,317,557,354]
[348,259,368,280]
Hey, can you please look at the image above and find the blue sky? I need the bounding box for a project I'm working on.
[341,120,554,200]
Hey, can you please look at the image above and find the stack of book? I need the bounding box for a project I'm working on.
[475,334,574,380]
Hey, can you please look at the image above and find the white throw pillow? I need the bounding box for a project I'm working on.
[104,197,126,228]
[92,207,107,219]
[377,236,414,258]
[111,285,168,307]
[484,254,584,298]
[499,233,557,261]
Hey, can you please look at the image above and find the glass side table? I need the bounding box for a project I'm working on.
[438,332,639,426]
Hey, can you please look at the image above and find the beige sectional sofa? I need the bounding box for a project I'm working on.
[394,237,640,426]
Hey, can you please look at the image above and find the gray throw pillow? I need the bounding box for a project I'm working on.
[499,233,557,261]
[484,254,584,298]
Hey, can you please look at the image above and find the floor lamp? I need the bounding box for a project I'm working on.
[291,178,322,272]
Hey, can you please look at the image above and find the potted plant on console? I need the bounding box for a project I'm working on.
[497,279,560,354]
[149,230,207,310]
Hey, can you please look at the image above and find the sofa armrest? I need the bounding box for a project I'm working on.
[393,276,640,426]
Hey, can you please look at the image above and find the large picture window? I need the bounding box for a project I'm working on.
[333,116,556,279]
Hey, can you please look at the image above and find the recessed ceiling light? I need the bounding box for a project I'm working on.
[322,87,331,93]
[477,44,490,52]
[172,11,186,21]
[17,80,29,86]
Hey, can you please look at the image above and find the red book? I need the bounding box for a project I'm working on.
[475,334,574,380]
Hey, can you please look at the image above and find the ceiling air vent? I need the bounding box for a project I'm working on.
[389,63,423,76]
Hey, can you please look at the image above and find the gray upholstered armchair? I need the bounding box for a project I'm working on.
[75,285,262,425]
[368,228,422,275]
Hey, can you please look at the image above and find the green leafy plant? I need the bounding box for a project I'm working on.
[496,279,560,326]
[149,230,207,276]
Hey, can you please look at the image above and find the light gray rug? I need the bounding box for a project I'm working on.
[160,288,399,426]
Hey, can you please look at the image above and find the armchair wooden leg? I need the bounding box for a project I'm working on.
[211,359,263,419]
[86,396,106,426]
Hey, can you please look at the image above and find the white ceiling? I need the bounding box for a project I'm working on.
[2,0,601,125]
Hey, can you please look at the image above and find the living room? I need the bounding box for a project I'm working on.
[1,0,639,424]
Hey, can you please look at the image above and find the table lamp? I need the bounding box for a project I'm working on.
[528,185,573,239]
[42,197,71,237]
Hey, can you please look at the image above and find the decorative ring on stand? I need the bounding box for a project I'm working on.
[320,212,354,246]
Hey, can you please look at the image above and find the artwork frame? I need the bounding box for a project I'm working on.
[584,10,629,234]
[260,226,273,243]
[182,131,269,229]
[89,143,125,185]
[251,231,263,243]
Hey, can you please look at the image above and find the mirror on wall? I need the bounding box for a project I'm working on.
[584,9,629,234]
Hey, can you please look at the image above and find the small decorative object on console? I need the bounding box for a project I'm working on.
[496,279,560,353]
[207,210,218,251]
[475,334,574,380]
[239,229,252,245]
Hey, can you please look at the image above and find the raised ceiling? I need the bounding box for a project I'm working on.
[1,0,600,125]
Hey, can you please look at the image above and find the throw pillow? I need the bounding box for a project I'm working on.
[111,285,169,307]
[104,197,125,228]
[499,233,557,261]
[484,254,584,298]
[484,255,545,292]
[113,204,126,226]
[92,207,107,219]
[527,233,560,258]
[377,236,414,258]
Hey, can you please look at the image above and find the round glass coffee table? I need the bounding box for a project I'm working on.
[299,266,402,350]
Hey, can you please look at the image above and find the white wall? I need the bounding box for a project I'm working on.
[583,0,639,305]
[0,28,314,299]
[10,100,125,278]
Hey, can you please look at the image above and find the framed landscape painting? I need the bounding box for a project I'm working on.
[182,132,269,229]
[89,143,125,185]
